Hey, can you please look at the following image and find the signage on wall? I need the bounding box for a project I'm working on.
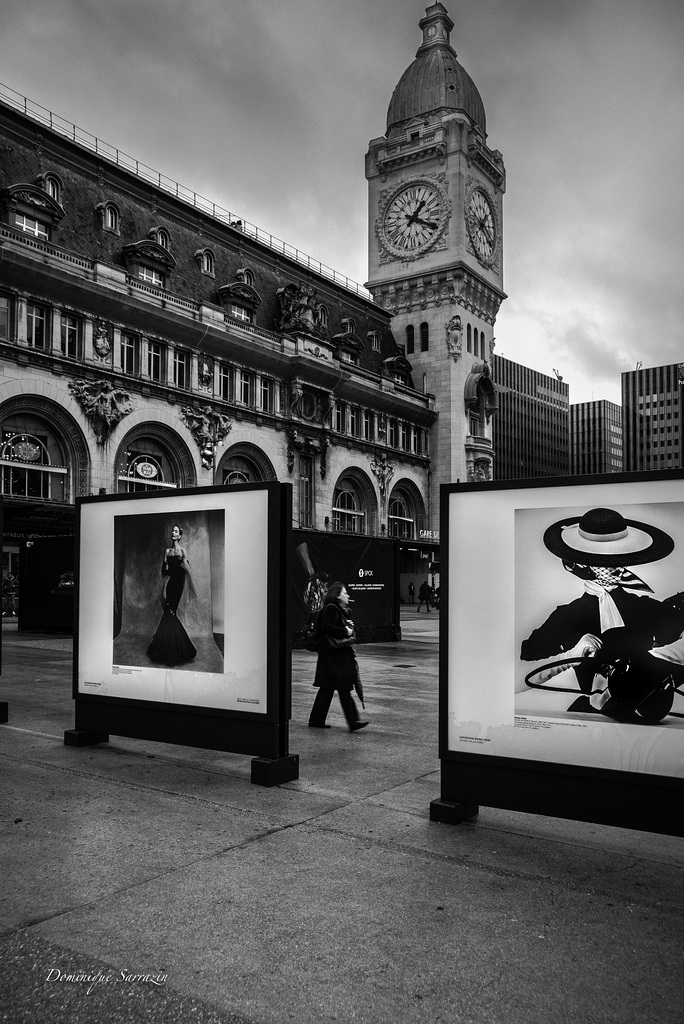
[136,461,158,479]
[419,529,439,541]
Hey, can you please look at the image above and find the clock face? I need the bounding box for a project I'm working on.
[380,181,447,260]
[465,188,498,265]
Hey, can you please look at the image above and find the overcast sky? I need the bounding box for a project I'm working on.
[1,0,682,405]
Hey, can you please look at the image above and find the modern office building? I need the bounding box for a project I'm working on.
[622,363,684,472]
[570,400,623,475]
[491,354,569,480]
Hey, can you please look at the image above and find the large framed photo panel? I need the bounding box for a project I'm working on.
[71,483,292,764]
[433,471,684,836]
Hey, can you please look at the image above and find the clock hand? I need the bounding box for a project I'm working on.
[412,217,438,229]
[405,199,426,226]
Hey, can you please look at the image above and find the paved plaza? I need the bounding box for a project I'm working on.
[1,607,683,1024]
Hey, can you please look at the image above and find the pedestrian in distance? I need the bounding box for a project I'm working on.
[408,581,415,604]
[308,582,368,732]
[417,580,432,613]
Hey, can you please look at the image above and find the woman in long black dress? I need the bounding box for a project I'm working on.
[147,524,197,666]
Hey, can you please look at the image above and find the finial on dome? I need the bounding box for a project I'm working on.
[417,3,455,54]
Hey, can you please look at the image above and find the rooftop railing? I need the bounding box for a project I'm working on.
[0,82,374,302]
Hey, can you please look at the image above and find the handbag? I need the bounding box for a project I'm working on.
[325,634,355,649]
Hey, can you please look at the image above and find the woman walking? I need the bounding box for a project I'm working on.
[308,582,368,732]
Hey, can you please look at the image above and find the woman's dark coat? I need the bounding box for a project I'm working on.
[313,601,357,691]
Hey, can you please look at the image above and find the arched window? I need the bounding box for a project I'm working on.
[156,228,171,250]
[388,492,414,539]
[318,304,328,330]
[117,437,180,492]
[97,201,120,234]
[0,414,68,502]
[237,268,254,287]
[202,250,214,275]
[406,324,414,354]
[420,322,429,351]
[217,443,275,486]
[341,317,356,335]
[222,455,259,485]
[44,174,62,203]
[333,486,365,534]
[467,323,472,353]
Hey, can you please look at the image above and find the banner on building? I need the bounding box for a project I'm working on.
[291,530,398,643]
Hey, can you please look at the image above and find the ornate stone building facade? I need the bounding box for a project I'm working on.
[366,3,506,514]
[0,91,436,595]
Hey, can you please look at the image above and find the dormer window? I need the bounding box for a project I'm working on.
[218,276,262,324]
[368,330,381,352]
[332,321,363,365]
[319,304,328,330]
[1,183,64,242]
[123,239,176,289]
[194,248,215,277]
[15,212,50,239]
[149,226,171,250]
[236,268,254,287]
[96,201,121,235]
[37,173,63,204]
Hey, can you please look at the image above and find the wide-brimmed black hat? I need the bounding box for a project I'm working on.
[543,507,674,567]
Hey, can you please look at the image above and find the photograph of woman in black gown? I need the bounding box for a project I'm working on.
[147,523,197,666]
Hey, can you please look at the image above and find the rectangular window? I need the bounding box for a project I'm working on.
[148,341,164,381]
[121,333,139,375]
[15,212,49,240]
[138,266,164,287]
[238,370,255,406]
[0,295,10,341]
[400,422,409,451]
[259,377,273,413]
[335,402,346,433]
[60,314,81,358]
[299,454,314,529]
[230,303,252,323]
[363,410,373,441]
[388,419,398,447]
[349,407,359,437]
[173,349,190,390]
[26,303,47,349]
[219,363,232,401]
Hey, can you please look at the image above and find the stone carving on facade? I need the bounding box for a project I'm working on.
[69,379,133,446]
[92,321,112,359]
[467,457,492,483]
[377,414,388,443]
[304,345,328,360]
[370,453,395,505]
[445,315,462,362]
[180,405,232,470]
[276,283,325,337]
[198,355,213,390]
[287,428,329,479]
[289,381,304,418]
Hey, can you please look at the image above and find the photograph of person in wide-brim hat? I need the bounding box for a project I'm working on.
[515,503,684,726]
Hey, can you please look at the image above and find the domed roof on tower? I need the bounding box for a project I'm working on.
[386,3,486,137]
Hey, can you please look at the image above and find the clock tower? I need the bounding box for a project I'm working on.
[366,2,506,521]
